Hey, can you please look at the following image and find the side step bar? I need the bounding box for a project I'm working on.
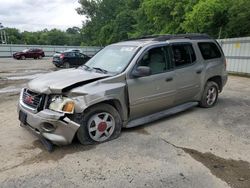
[126,102,198,128]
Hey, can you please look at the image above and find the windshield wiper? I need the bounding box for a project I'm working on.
[80,64,91,71]
[92,67,108,74]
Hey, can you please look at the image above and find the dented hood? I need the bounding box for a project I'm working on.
[28,68,109,94]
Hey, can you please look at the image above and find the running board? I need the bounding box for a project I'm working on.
[126,102,198,128]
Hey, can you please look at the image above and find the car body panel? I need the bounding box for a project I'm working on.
[28,68,110,94]
[127,70,176,120]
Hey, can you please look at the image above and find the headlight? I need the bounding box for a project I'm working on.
[49,95,75,114]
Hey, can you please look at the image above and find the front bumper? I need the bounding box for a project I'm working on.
[52,60,63,66]
[13,55,19,59]
[18,102,80,145]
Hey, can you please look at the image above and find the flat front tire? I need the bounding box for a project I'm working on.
[199,81,219,108]
[77,104,122,145]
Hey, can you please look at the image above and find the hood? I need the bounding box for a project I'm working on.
[28,68,109,94]
[14,52,23,55]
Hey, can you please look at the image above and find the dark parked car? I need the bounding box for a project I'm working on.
[52,50,91,68]
[13,49,45,60]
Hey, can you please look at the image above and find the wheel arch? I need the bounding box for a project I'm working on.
[83,99,126,122]
[207,75,222,92]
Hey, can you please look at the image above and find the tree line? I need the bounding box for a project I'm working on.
[4,27,83,46]
[77,0,250,46]
[4,0,250,46]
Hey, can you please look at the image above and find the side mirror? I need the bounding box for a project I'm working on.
[132,66,151,78]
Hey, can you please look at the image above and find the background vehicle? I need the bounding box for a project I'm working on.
[18,34,227,149]
[13,48,45,60]
[52,50,91,68]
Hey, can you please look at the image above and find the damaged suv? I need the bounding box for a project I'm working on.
[18,34,227,148]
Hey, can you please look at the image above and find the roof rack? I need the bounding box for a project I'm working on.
[127,33,211,41]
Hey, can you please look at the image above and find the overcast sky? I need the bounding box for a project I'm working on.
[0,0,86,31]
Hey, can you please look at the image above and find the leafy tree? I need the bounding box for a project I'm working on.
[5,28,23,44]
[77,0,140,45]
[182,0,230,38]
[225,0,250,38]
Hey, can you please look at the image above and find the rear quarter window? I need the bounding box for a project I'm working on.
[198,42,221,60]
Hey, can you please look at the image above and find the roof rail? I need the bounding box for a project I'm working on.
[127,33,211,41]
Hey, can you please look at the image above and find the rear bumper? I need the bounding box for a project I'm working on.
[222,74,228,89]
[18,101,80,145]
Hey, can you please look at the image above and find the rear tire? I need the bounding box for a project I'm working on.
[38,55,42,59]
[77,104,122,145]
[63,62,70,68]
[199,81,219,108]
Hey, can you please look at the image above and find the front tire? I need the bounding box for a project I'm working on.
[199,81,219,108]
[21,55,25,60]
[77,104,122,145]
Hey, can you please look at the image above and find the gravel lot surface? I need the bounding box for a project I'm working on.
[0,58,250,188]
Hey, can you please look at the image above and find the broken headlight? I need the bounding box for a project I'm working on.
[48,95,75,114]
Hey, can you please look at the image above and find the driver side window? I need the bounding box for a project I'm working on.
[137,46,169,75]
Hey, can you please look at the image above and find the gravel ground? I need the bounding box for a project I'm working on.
[0,58,250,188]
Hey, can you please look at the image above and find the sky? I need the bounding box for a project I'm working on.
[0,0,86,31]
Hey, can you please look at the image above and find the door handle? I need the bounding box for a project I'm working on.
[166,77,173,82]
[196,69,202,74]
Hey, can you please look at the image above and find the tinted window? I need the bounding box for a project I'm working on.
[198,42,221,60]
[80,53,85,58]
[172,44,196,67]
[137,46,170,75]
[67,52,75,57]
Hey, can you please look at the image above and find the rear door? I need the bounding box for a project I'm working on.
[127,45,176,120]
[171,43,203,104]
[66,52,77,65]
[27,49,34,58]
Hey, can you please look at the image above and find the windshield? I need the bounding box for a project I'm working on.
[84,45,138,73]
[22,49,29,52]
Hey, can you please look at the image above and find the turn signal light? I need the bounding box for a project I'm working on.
[62,101,75,113]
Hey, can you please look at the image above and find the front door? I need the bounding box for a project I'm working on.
[127,45,176,120]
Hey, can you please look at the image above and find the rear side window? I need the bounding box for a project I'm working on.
[67,52,76,57]
[172,44,196,67]
[198,42,221,60]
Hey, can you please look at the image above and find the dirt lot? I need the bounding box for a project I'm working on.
[0,58,250,188]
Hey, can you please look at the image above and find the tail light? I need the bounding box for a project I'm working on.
[60,54,64,59]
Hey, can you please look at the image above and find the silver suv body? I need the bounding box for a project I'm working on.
[18,34,227,147]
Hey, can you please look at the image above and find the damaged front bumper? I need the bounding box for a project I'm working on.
[18,102,80,146]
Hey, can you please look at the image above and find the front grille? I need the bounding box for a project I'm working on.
[22,88,45,110]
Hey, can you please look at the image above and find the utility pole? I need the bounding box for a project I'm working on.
[0,22,7,44]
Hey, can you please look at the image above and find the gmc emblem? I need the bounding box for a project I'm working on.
[24,95,34,104]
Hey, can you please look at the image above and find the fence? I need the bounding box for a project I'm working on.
[217,37,250,75]
[0,44,102,57]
